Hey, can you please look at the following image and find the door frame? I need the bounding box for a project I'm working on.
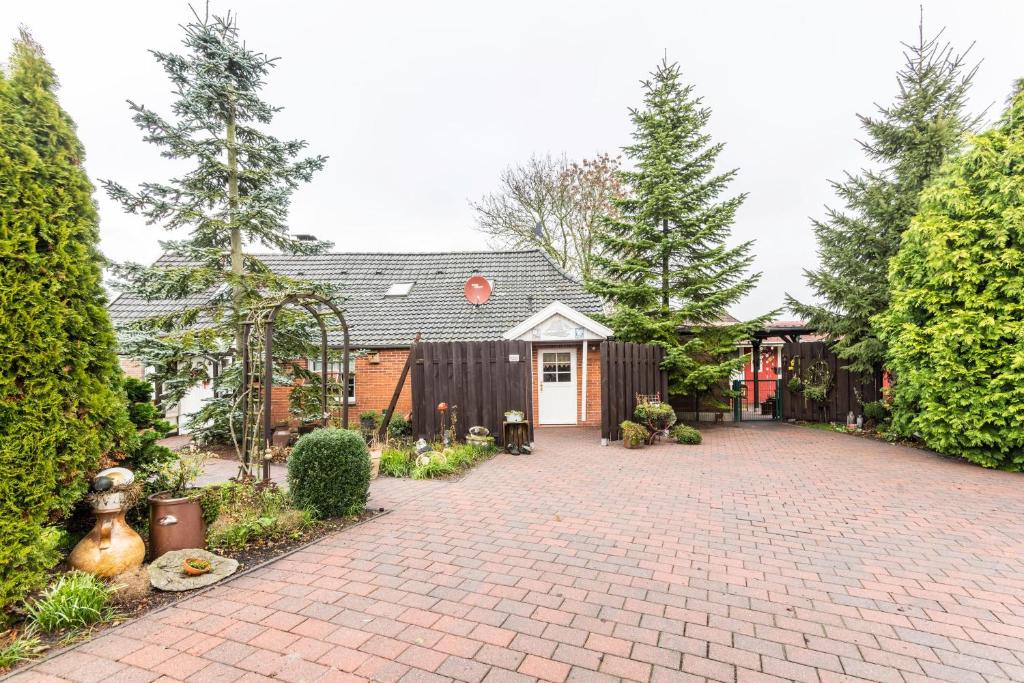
[537,346,578,425]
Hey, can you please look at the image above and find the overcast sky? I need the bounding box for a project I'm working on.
[3,1,1022,318]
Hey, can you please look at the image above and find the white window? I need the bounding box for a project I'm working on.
[385,282,414,297]
[307,357,356,404]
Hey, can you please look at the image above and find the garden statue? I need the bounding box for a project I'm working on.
[68,467,146,577]
[466,426,495,448]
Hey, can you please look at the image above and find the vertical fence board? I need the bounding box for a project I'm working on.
[779,341,882,422]
[599,341,670,441]
[411,340,532,441]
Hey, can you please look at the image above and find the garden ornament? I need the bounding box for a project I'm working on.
[68,467,146,578]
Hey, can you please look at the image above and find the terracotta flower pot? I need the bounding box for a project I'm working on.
[148,491,206,560]
[182,558,212,576]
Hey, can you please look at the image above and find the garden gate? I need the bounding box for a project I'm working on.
[410,340,533,442]
[732,378,783,421]
[600,341,670,442]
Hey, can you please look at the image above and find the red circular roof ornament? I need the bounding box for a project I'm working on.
[464,275,492,305]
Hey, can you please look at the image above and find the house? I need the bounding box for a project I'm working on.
[109,250,613,432]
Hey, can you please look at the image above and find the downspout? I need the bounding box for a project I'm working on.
[581,340,588,423]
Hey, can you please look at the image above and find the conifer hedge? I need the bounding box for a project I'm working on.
[877,81,1024,470]
[0,33,131,611]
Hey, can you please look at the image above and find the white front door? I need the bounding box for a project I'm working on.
[538,348,577,424]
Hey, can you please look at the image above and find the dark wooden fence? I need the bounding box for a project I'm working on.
[780,341,882,422]
[411,341,533,441]
[600,341,669,441]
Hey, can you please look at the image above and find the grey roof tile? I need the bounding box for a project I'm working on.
[108,249,603,348]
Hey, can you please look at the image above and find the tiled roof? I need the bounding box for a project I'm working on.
[108,250,604,348]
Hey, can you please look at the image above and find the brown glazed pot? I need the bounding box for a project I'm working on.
[148,491,206,560]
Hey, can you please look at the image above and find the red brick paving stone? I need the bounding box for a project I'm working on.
[435,655,490,683]
[516,655,570,683]
[395,670,453,683]
[120,645,178,669]
[273,657,330,683]
[152,653,210,680]
[12,427,1024,683]
[185,662,244,683]
[395,644,448,672]
[33,652,125,683]
[599,654,652,681]
[473,645,525,671]
[480,668,536,683]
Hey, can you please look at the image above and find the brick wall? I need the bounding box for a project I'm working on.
[270,349,413,426]
[119,356,145,379]
[531,343,602,428]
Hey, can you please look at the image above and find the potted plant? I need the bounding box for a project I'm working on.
[504,409,524,423]
[359,410,379,431]
[147,447,210,560]
[620,421,647,449]
[182,557,212,576]
[634,402,677,443]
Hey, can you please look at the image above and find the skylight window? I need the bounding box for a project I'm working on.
[385,282,414,297]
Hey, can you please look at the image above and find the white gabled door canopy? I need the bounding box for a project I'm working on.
[502,301,613,342]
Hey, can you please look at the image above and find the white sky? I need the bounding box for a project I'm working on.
[3,1,1022,318]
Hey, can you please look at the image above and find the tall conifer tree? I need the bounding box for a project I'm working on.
[876,82,1024,470]
[787,19,978,373]
[0,32,131,609]
[103,7,328,442]
[589,59,765,398]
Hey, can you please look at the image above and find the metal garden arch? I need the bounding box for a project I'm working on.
[239,292,350,481]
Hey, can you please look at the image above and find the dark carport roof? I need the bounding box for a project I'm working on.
[108,250,604,348]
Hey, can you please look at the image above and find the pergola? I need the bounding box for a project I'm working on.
[745,323,818,412]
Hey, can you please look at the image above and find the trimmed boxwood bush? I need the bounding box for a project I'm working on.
[288,428,371,517]
[670,424,702,445]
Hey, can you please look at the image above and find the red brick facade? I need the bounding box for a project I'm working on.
[270,349,414,426]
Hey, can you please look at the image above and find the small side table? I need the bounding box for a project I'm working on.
[502,421,530,453]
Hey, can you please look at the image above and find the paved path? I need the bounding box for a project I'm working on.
[13,425,1024,683]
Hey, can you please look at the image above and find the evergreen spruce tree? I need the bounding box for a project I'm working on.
[875,82,1024,470]
[103,7,328,443]
[589,59,766,399]
[0,32,132,610]
[787,20,978,374]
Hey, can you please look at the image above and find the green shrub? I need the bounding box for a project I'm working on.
[123,377,153,405]
[0,37,135,614]
[27,572,116,632]
[446,444,496,469]
[634,402,677,433]
[876,84,1024,469]
[151,419,175,437]
[380,446,413,477]
[862,401,888,425]
[670,424,702,445]
[206,483,312,551]
[288,429,370,517]
[386,413,412,439]
[411,453,457,480]
[128,401,158,428]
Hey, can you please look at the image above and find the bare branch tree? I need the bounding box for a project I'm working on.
[471,153,622,281]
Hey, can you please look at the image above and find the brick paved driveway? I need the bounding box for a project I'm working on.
[12,425,1024,683]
